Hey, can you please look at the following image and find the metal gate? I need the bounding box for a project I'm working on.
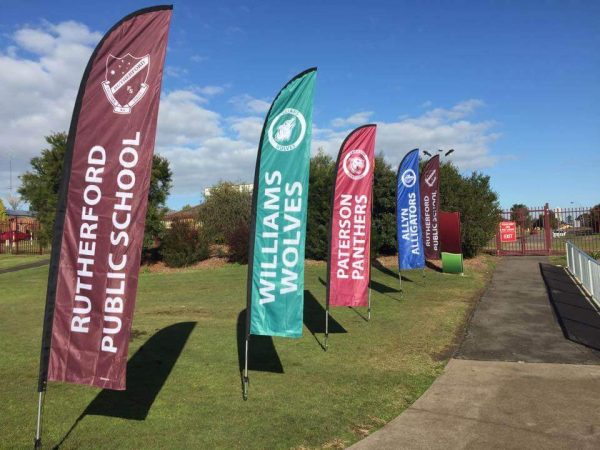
[487,204,600,257]
[494,204,552,256]
[0,218,47,255]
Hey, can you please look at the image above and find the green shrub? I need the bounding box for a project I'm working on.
[439,162,501,258]
[160,219,209,267]
[226,220,250,264]
[198,182,252,244]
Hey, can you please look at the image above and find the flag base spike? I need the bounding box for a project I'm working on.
[367,308,371,321]
[242,376,249,401]
[34,390,44,450]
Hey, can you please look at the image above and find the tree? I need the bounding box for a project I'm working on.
[145,154,173,249]
[19,133,67,246]
[372,155,397,255]
[19,132,172,249]
[0,199,7,221]
[160,218,209,267]
[439,162,501,258]
[533,210,559,229]
[197,182,252,245]
[306,149,335,259]
[510,203,532,229]
[590,204,600,233]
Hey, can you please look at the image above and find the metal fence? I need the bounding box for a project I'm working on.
[566,241,600,306]
[0,218,48,255]
[484,204,600,256]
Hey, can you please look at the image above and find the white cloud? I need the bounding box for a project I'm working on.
[195,85,225,96]
[156,90,221,146]
[0,21,500,208]
[229,94,271,114]
[0,20,101,203]
[190,54,208,63]
[314,100,499,170]
[165,66,189,79]
[331,111,374,128]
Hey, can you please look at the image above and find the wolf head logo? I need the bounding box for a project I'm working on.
[274,117,297,143]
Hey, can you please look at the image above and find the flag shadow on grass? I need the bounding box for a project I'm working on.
[53,322,197,448]
[304,290,347,349]
[372,259,414,282]
[236,309,284,374]
[318,276,402,302]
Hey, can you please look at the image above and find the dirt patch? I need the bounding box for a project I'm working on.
[321,438,347,449]
[463,254,490,272]
[129,329,148,341]
[375,255,397,268]
[142,257,229,273]
[148,306,211,318]
[305,259,326,267]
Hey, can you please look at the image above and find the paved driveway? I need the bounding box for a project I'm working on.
[351,257,600,450]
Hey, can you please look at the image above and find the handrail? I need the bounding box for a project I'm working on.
[566,240,599,307]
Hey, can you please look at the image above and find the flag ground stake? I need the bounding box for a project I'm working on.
[243,337,249,400]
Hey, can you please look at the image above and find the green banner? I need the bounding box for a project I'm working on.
[247,68,317,337]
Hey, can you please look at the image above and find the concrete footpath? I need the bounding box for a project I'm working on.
[351,257,600,450]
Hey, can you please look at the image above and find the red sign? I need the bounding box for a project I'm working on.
[500,221,517,242]
[42,6,172,391]
[327,125,376,307]
[439,211,462,254]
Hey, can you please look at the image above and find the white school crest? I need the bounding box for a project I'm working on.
[424,169,437,187]
[102,53,150,114]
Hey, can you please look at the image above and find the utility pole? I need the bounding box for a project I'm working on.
[9,154,13,191]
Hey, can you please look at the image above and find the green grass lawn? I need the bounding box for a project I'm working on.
[0,254,49,270]
[551,233,600,253]
[0,256,494,449]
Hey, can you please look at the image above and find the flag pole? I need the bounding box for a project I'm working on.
[324,306,329,350]
[243,336,249,400]
[367,287,371,321]
[399,270,403,296]
[34,392,44,449]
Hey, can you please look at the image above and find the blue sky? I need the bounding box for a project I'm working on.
[0,0,598,210]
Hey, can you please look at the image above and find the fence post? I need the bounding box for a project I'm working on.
[543,203,552,255]
[495,225,501,256]
[519,209,526,255]
[589,258,595,298]
[15,218,20,255]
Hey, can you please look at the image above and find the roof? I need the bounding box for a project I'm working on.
[164,204,202,220]
[6,209,34,217]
